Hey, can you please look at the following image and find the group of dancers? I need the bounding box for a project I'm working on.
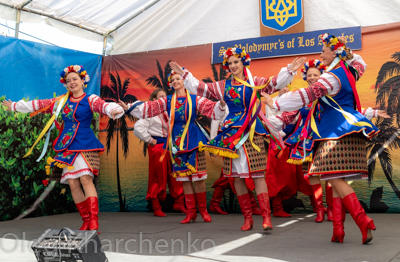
[2,33,389,245]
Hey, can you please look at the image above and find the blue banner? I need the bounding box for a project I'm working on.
[0,36,102,101]
[212,27,361,64]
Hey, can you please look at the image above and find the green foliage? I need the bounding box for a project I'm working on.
[0,95,100,221]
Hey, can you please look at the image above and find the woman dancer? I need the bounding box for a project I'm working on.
[264,34,389,244]
[122,69,226,224]
[2,65,124,231]
[170,48,305,231]
[121,89,186,217]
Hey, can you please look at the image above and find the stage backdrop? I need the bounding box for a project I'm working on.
[0,36,102,101]
[99,24,400,213]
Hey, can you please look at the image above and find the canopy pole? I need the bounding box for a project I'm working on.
[15,9,21,38]
[102,35,108,56]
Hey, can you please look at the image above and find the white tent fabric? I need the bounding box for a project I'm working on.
[110,0,400,54]
[1,0,400,54]
[0,0,160,41]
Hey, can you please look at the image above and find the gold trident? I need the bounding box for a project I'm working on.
[266,0,297,27]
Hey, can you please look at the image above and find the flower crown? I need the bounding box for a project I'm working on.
[321,33,347,60]
[167,67,185,88]
[222,47,251,71]
[60,65,90,88]
[301,59,326,80]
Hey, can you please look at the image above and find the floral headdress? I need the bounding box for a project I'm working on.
[60,65,90,88]
[301,59,326,80]
[321,33,347,60]
[222,47,251,71]
[167,67,185,88]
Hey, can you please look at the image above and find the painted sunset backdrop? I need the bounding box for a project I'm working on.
[98,26,400,213]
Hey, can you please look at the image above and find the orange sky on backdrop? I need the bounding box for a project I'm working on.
[100,25,400,130]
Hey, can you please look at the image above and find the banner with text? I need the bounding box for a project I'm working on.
[212,26,361,63]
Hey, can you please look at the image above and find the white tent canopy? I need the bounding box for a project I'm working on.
[1,0,400,55]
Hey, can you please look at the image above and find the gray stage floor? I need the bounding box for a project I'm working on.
[0,211,399,262]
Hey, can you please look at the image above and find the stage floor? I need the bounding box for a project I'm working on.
[0,212,399,261]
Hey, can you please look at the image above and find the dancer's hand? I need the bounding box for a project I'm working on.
[117,100,129,111]
[377,110,390,119]
[220,100,226,108]
[150,138,157,146]
[1,99,13,111]
[260,92,274,109]
[288,57,307,72]
[111,110,124,120]
[169,62,185,75]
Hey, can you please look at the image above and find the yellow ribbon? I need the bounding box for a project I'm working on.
[179,91,192,151]
[325,95,372,128]
[23,92,70,158]
[233,76,270,90]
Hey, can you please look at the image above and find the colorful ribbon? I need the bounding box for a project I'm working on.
[23,92,70,159]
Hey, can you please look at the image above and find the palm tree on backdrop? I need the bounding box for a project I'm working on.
[202,59,228,84]
[145,59,173,95]
[101,71,137,211]
[367,51,400,200]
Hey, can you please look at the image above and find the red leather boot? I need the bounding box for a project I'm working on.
[249,192,261,215]
[331,197,346,243]
[209,186,228,215]
[151,198,167,217]
[86,196,99,231]
[172,194,186,214]
[326,184,333,221]
[342,193,376,244]
[181,194,197,224]
[257,192,273,231]
[237,194,253,231]
[310,184,325,223]
[272,193,291,217]
[195,192,212,222]
[75,201,90,230]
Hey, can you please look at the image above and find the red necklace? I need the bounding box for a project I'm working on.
[71,93,86,99]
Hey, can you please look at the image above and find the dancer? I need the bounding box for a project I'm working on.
[264,34,389,244]
[170,48,305,231]
[2,65,124,231]
[122,69,226,224]
[128,89,185,216]
[264,86,316,217]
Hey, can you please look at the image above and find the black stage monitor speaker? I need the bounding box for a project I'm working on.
[31,227,108,262]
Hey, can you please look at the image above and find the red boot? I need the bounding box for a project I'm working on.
[309,195,317,212]
[237,194,253,231]
[151,198,166,217]
[311,184,325,223]
[249,192,261,215]
[272,194,291,217]
[181,194,197,224]
[86,196,99,231]
[257,192,273,231]
[172,195,186,214]
[210,186,228,215]
[326,184,333,221]
[195,192,212,222]
[75,201,90,230]
[342,193,376,244]
[331,197,346,243]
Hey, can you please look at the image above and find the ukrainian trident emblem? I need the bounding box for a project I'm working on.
[260,0,303,32]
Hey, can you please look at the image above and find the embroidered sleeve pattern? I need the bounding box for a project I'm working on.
[12,98,57,113]
[347,53,367,78]
[142,97,168,119]
[254,65,295,95]
[276,110,299,126]
[89,95,124,119]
